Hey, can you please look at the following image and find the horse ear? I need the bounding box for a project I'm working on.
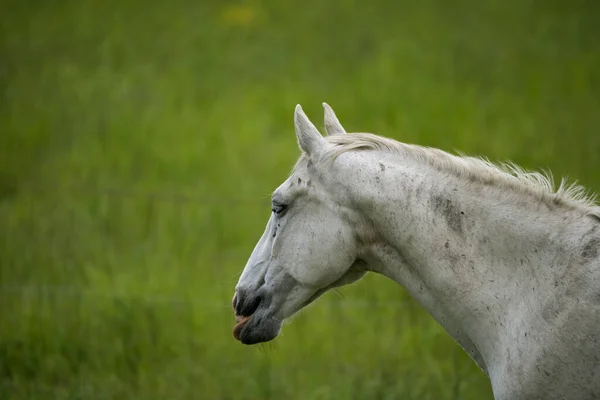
[322,102,346,136]
[295,104,325,156]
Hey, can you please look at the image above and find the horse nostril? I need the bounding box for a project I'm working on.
[232,293,238,312]
[248,295,262,315]
[238,293,261,317]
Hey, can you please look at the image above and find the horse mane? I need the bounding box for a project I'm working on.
[319,132,600,216]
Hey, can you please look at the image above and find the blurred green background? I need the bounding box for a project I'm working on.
[1,0,599,399]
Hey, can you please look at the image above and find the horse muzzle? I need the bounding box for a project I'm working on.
[231,288,282,344]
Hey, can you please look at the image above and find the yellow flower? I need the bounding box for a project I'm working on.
[220,5,257,27]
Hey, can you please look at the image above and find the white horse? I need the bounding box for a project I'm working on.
[232,103,600,400]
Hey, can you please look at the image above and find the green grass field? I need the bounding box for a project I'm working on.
[1,0,599,398]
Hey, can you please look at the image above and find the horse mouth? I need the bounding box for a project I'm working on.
[233,314,252,341]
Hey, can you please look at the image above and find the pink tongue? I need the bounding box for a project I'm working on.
[233,316,250,340]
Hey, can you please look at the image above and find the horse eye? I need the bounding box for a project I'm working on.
[272,203,287,215]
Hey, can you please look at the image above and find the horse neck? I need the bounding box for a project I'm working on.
[331,151,593,373]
